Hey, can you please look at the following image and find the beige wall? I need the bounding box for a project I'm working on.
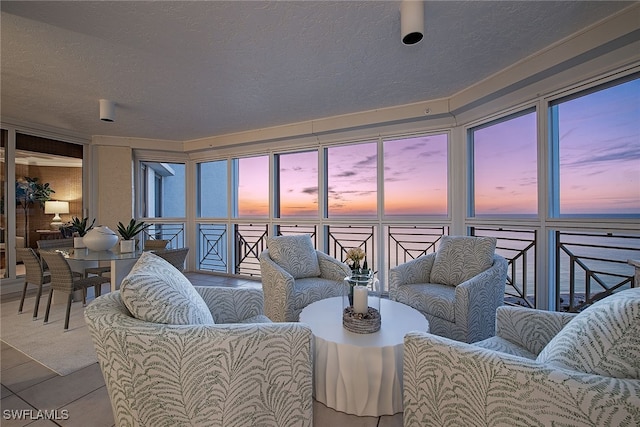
[95,145,133,232]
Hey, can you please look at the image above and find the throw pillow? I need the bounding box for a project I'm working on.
[120,252,215,325]
[267,234,321,279]
[536,287,640,379]
[430,235,497,286]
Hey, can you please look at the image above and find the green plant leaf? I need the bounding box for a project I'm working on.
[117,218,151,240]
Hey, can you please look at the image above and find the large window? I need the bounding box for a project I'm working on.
[383,134,448,216]
[277,151,318,217]
[550,76,640,217]
[470,109,538,217]
[326,142,377,217]
[197,160,228,218]
[140,161,185,218]
[236,155,269,217]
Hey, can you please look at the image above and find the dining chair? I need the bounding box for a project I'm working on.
[36,238,73,269]
[37,238,110,278]
[153,247,189,272]
[40,250,111,330]
[144,239,169,250]
[16,248,51,319]
[84,265,111,277]
[36,238,74,250]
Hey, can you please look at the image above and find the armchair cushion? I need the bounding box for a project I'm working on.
[537,287,640,379]
[430,235,496,286]
[475,306,576,358]
[474,336,537,359]
[397,283,456,322]
[120,252,214,325]
[267,234,321,279]
[292,277,346,312]
[196,286,267,324]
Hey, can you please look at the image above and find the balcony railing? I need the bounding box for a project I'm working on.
[234,224,268,277]
[387,226,447,268]
[195,222,637,311]
[471,227,537,309]
[197,223,228,273]
[555,230,639,312]
[142,222,185,249]
[327,225,376,273]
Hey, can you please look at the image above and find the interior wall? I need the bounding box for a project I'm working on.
[95,145,133,231]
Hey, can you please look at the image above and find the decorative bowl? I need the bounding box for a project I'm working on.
[83,226,118,251]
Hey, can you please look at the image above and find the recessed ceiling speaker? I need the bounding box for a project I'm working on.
[400,0,424,45]
[99,99,115,122]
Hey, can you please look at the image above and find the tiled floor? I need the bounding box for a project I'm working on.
[1,273,403,427]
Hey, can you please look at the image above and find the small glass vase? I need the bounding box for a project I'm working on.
[342,271,381,333]
[343,270,381,313]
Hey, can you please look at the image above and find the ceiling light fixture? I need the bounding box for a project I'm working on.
[99,99,115,122]
[400,0,424,45]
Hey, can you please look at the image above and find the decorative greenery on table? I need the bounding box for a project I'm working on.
[69,216,96,237]
[117,218,151,241]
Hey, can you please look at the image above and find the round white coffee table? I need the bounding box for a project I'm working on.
[299,296,429,416]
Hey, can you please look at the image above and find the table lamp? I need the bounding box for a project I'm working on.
[44,200,69,230]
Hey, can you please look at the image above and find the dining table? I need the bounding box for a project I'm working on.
[56,246,145,292]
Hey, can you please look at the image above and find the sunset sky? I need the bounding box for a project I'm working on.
[556,78,640,215]
[237,78,639,217]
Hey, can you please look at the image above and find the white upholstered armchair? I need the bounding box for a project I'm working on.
[403,288,640,427]
[85,252,313,427]
[259,234,351,322]
[389,235,507,343]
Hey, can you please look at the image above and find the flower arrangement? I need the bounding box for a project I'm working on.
[345,246,371,286]
[345,247,366,270]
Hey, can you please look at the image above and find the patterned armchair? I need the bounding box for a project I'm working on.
[389,235,507,343]
[403,287,640,426]
[85,252,313,427]
[259,234,351,322]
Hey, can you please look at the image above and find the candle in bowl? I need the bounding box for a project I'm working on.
[353,285,368,314]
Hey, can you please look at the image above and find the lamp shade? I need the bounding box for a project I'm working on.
[44,201,70,215]
[45,201,70,230]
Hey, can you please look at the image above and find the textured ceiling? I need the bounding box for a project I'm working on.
[0,1,634,142]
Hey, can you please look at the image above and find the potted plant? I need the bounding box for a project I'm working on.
[15,177,55,246]
[70,216,96,248]
[117,219,151,253]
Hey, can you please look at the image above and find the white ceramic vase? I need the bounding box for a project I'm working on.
[83,226,118,251]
